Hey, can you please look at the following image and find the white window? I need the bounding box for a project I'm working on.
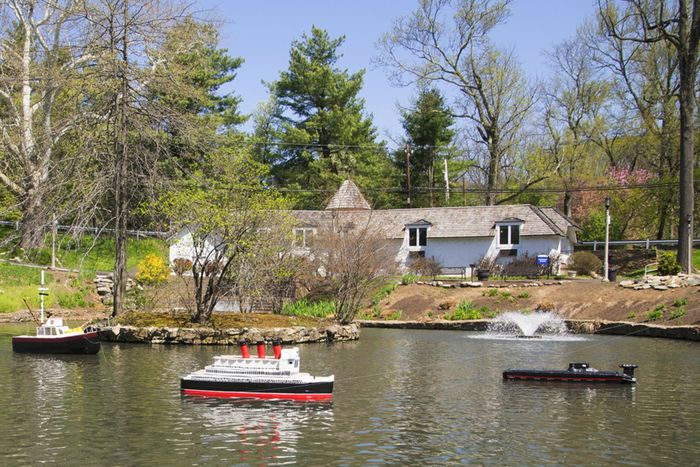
[293,228,315,248]
[408,227,427,247]
[498,224,520,246]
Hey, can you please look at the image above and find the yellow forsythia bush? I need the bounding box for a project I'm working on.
[136,254,170,285]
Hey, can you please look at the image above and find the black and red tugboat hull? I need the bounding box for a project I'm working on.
[12,331,101,355]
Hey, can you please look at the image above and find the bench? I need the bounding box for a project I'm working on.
[440,266,467,279]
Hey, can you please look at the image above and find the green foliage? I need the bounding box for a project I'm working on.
[136,253,170,285]
[401,273,418,285]
[372,282,397,305]
[0,264,97,313]
[255,26,397,209]
[387,310,402,320]
[657,251,681,276]
[281,299,335,318]
[483,288,499,297]
[445,300,488,320]
[626,312,636,320]
[56,290,90,309]
[56,235,167,273]
[517,291,530,299]
[670,307,686,320]
[26,248,52,266]
[569,251,602,275]
[672,298,687,307]
[396,87,455,207]
[645,304,665,321]
[0,262,53,287]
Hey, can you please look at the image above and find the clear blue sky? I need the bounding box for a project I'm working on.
[197,0,597,146]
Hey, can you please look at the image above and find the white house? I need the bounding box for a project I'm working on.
[169,179,579,275]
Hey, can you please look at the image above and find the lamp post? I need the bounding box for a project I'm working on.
[604,196,611,282]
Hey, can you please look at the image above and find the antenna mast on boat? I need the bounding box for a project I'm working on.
[39,270,48,323]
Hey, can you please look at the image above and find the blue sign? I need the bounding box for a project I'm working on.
[536,255,549,266]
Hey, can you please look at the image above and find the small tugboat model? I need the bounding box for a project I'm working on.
[11,271,100,355]
[181,340,334,401]
[12,317,101,354]
[503,363,638,384]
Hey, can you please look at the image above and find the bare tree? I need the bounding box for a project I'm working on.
[377,0,535,205]
[592,7,681,239]
[0,0,96,248]
[311,213,397,324]
[599,0,699,272]
[542,28,610,217]
[81,0,212,315]
[161,149,289,324]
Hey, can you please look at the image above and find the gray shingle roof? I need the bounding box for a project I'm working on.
[293,205,576,239]
[324,179,371,211]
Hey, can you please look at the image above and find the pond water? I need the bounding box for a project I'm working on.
[0,324,698,465]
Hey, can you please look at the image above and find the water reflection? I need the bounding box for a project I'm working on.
[0,325,698,465]
[180,398,333,465]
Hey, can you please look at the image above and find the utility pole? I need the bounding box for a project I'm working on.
[444,157,450,203]
[405,144,412,208]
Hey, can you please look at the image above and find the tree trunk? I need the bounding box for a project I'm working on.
[19,182,46,249]
[563,189,573,219]
[677,67,695,272]
[112,0,130,316]
[677,0,697,273]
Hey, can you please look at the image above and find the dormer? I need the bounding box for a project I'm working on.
[404,219,432,249]
[494,217,523,255]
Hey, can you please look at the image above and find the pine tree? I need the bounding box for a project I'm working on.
[258,27,396,208]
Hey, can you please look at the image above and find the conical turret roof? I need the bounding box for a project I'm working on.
[325,179,371,211]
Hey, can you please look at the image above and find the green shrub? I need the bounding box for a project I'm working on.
[281,299,335,318]
[445,300,487,320]
[645,304,665,321]
[670,307,686,320]
[517,292,530,299]
[626,312,636,320]
[387,310,401,320]
[657,251,681,276]
[569,251,602,275]
[401,272,418,285]
[672,298,687,307]
[56,290,90,309]
[483,288,499,297]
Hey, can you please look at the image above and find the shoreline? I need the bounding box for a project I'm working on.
[358,319,700,341]
[98,322,360,345]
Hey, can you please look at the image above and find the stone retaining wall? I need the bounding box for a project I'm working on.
[358,319,700,341]
[99,323,360,345]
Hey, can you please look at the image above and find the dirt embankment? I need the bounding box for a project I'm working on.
[375,279,700,326]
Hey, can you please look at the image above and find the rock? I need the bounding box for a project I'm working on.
[460,281,482,287]
[652,285,668,291]
[619,280,636,288]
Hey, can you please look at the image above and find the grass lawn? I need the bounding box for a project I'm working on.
[0,228,167,313]
[0,263,100,313]
[0,226,167,274]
